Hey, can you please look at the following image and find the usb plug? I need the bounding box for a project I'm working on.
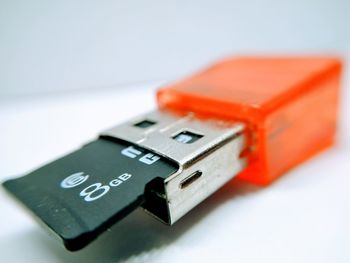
[3,56,340,251]
[102,110,246,225]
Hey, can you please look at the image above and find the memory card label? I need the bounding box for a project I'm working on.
[60,171,133,202]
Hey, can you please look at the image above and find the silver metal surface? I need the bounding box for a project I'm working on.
[101,110,246,224]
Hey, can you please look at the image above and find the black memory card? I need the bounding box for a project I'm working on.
[3,137,178,251]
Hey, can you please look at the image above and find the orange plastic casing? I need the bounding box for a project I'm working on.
[157,57,342,185]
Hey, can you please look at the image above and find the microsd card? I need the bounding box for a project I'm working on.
[3,137,178,251]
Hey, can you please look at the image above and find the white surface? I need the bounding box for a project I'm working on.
[0,77,350,263]
[1,0,350,98]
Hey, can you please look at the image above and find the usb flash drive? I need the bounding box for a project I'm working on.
[3,56,342,251]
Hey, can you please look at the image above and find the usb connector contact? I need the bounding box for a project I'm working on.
[102,110,246,225]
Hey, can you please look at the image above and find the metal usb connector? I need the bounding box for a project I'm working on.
[101,110,247,224]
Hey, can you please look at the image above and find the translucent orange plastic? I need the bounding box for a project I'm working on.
[157,56,342,185]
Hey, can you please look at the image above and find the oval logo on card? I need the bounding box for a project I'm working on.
[60,172,89,189]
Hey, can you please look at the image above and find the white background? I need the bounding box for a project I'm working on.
[1,0,350,262]
[1,0,350,98]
